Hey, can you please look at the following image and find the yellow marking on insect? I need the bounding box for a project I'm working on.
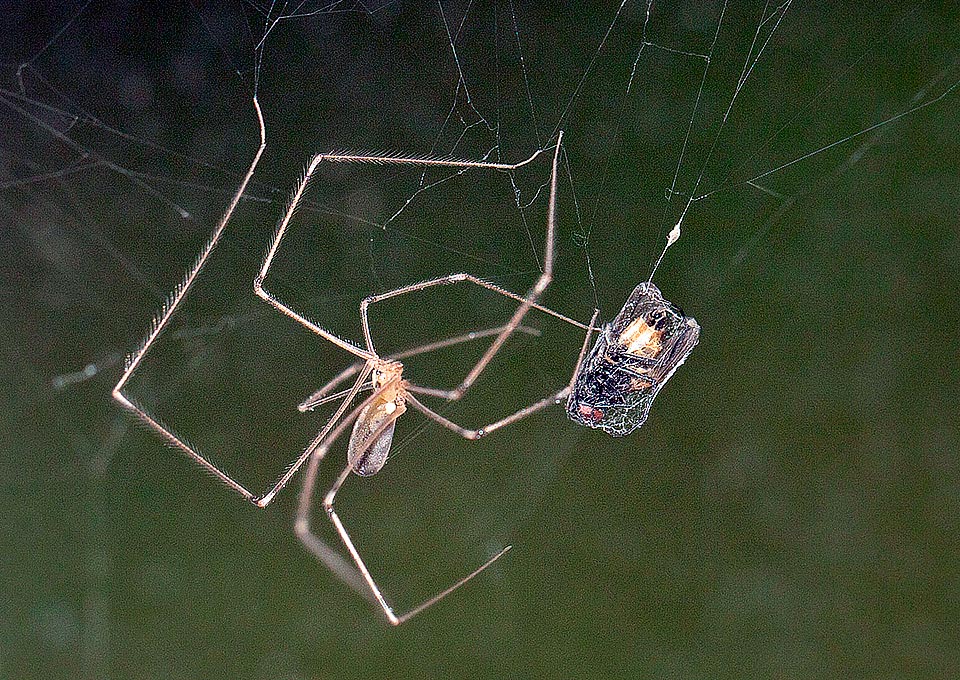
[618,317,662,358]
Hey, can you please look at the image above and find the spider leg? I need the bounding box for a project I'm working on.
[302,313,599,623]
[111,98,373,508]
[296,373,420,603]
[403,309,600,440]
[253,362,374,508]
[388,323,541,360]
[320,444,511,626]
[360,134,588,402]
[445,132,565,400]
[253,135,560,361]
[112,98,268,503]
[295,389,382,602]
[405,389,568,439]
[298,362,369,412]
[300,375,486,624]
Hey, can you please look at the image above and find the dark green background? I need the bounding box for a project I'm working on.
[2,1,958,678]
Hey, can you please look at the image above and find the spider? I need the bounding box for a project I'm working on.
[113,100,699,624]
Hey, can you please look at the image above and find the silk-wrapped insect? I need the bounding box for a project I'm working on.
[566,282,700,437]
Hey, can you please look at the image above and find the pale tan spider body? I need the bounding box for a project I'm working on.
[347,360,407,477]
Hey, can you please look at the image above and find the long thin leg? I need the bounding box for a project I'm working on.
[296,372,427,603]
[360,274,597,400]
[321,456,511,626]
[390,324,541,360]
[299,384,374,412]
[254,362,374,507]
[111,100,373,508]
[359,133,571,401]
[298,364,370,412]
[295,394,380,601]
[303,312,600,624]
[448,131,565,399]
[362,272,590,400]
[112,97,268,502]
[361,273,589,338]
[299,376,499,624]
[404,309,601,440]
[406,389,568,439]
[253,137,556,361]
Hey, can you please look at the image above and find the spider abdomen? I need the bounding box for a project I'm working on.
[348,393,406,476]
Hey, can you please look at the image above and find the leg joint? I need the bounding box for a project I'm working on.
[253,275,266,297]
[533,273,553,294]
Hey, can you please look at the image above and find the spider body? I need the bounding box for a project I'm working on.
[566,281,700,437]
[347,360,406,477]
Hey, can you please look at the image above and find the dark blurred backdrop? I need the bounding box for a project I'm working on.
[2,1,958,678]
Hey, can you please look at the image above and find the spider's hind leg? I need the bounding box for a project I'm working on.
[321,455,512,625]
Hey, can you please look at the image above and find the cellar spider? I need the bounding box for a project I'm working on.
[112,100,596,623]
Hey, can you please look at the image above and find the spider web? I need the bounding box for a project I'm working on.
[2,0,958,674]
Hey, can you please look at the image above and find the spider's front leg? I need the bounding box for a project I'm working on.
[298,362,368,412]
[403,309,600,440]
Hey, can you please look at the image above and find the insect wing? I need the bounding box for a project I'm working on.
[567,282,700,437]
[348,399,401,477]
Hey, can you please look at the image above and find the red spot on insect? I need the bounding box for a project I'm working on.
[578,403,604,423]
